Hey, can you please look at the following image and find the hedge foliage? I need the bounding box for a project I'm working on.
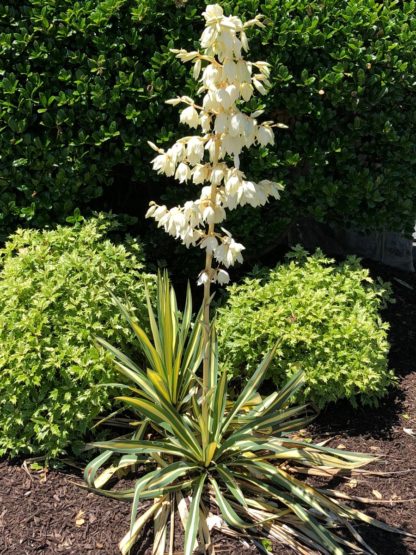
[1,1,415,247]
[0,217,154,458]
[216,248,396,408]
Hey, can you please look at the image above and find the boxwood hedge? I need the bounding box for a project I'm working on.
[1,1,415,248]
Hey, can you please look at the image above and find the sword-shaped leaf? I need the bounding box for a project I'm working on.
[145,280,162,356]
[221,342,279,437]
[112,294,167,380]
[146,461,199,491]
[184,474,206,555]
[210,477,252,529]
[216,464,247,507]
[241,475,344,554]
[116,397,202,460]
[130,470,158,535]
[89,438,192,459]
[84,449,113,487]
[120,498,164,555]
[153,497,170,555]
[211,367,228,442]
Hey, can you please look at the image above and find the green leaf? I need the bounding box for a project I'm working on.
[210,477,251,529]
[184,473,206,555]
[116,397,202,460]
[221,342,280,437]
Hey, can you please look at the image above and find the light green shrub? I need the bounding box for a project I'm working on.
[217,248,396,408]
[0,217,154,458]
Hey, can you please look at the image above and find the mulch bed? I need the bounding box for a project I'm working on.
[1,260,415,554]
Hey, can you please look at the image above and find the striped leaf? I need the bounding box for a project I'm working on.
[241,474,344,554]
[147,368,171,403]
[84,449,113,487]
[211,367,228,442]
[112,293,167,380]
[120,498,164,555]
[210,477,252,529]
[130,471,158,535]
[203,442,217,467]
[221,342,279,437]
[264,370,305,413]
[146,461,199,491]
[184,474,206,555]
[89,438,192,459]
[162,276,174,388]
[145,280,163,356]
[153,497,170,555]
[95,335,143,375]
[216,464,247,507]
[228,404,310,440]
[116,397,202,460]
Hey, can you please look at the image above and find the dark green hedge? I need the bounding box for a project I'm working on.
[1,0,415,244]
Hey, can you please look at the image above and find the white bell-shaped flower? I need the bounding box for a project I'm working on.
[197,271,210,286]
[151,153,176,177]
[257,125,275,146]
[175,162,191,183]
[215,89,232,110]
[214,236,245,267]
[200,235,218,253]
[202,4,224,23]
[214,113,228,134]
[217,268,230,285]
[186,137,205,165]
[223,59,237,82]
[169,142,186,164]
[200,113,211,132]
[192,164,210,184]
[180,106,199,128]
[240,82,254,101]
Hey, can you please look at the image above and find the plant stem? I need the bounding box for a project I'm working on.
[202,241,213,391]
[201,139,220,438]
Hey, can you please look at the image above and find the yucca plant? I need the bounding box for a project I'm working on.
[86,297,402,554]
[84,4,408,554]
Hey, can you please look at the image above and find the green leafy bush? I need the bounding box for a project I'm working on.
[216,248,396,408]
[1,1,415,247]
[0,217,154,458]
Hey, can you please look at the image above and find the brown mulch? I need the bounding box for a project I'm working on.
[0,260,416,555]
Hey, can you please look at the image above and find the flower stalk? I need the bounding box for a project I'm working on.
[146,3,286,403]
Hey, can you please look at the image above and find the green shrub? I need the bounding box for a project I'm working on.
[216,248,396,408]
[0,217,154,458]
[1,1,415,248]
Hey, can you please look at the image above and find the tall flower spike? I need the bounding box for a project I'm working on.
[147,4,285,285]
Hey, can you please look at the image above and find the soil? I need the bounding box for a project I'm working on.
[0,260,415,555]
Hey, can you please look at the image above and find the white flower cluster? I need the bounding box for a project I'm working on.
[146,4,286,285]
